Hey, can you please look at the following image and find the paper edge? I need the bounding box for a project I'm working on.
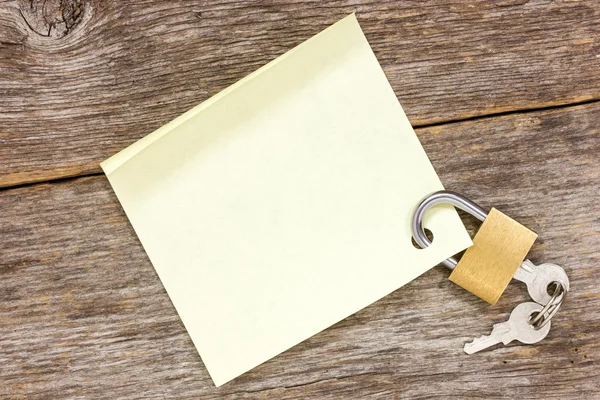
[100,13,358,176]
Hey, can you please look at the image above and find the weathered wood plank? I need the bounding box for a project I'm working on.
[1,102,598,399]
[1,0,599,188]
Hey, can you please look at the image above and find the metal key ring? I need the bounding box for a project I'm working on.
[529,281,566,329]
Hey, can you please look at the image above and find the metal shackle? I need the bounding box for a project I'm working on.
[411,190,488,270]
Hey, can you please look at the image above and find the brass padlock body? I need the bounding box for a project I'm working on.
[449,207,537,304]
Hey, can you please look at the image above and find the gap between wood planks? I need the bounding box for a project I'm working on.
[2,96,599,193]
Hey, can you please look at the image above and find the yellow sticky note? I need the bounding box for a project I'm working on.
[101,14,471,386]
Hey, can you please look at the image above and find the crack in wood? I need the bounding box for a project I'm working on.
[1,98,598,192]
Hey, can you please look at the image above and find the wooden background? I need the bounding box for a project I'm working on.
[1,0,599,398]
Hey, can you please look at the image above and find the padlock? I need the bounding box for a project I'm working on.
[411,191,537,304]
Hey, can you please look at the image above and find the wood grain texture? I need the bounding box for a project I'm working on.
[1,0,600,188]
[1,102,598,399]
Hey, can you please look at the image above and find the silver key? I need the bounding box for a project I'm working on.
[464,302,551,354]
[513,260,570,304]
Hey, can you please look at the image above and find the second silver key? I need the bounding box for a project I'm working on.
[513,260,570,304]
[464,302,551,354]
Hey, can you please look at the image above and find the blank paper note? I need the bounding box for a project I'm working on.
[101,14,472,386]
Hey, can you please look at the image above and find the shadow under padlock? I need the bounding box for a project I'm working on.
[411,190,569,353]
